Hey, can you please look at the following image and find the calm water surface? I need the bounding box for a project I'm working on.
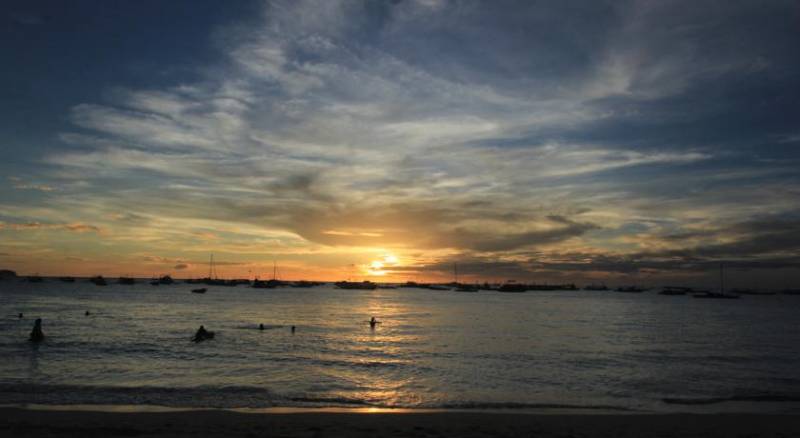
[2,281,800,412]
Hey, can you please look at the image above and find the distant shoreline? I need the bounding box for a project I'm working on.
[2,406,800,438]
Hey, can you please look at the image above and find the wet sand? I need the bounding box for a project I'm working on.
[2,407,800,437]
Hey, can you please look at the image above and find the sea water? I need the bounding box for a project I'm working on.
[1,281,800,412]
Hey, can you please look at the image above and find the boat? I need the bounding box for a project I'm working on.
[252,261,288,288]
[615,286,645,293]
[693,263,739,299]
[191,288,207,294]
[694,290,739,299]
[584,283,608,291]
[157,275,174,285]
[527,283,577,291]
[90,275,107,286]
[426,284,450,291]
[26,275,44,283]
[253,278,288,288]
[658,286,692,296]
[335,281,377,290]
[498,283,528,293]
[290,280,316,288]
[376,284,398,289]
[399,281,425,288]
[455,284,479,292]
[730,288,776,296]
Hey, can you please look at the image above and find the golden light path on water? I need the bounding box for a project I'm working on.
[3,282,800,413]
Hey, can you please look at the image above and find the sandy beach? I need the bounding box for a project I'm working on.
[2,407,800,438]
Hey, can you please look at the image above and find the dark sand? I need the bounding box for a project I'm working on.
[2,407,800,437]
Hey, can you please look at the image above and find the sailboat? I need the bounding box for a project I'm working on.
[694,263,740,299]
[252,261,287,288]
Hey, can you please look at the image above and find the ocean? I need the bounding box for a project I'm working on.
[2,281,800,413]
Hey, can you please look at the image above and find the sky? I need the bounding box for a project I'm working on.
[1,0,799,286]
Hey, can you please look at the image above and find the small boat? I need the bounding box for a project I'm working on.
[191,288,207,294]
[90,275,107,286]
[659,286,691,296]
[730,288,776,296]
[252,279,288,288]
[399,281,425,288]
[694,290,740,299]
[694,263,739,299]
[335,281,377,290]
[26,275,44,283]
[498,283,528,293]
[290,281,315,288]
[615,286,645,293]
[455,284,479,292]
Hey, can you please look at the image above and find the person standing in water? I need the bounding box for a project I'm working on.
[291,325,296,334]
[29,318,44,343]
[369,317,379,329]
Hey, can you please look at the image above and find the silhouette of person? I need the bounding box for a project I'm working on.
[18,313,23,319]
[259,323,265,330]
[85,311,90,316]
[369,317,378,329]
[192,325,213,342]
[291,325,296,334]
[29,318,44,343]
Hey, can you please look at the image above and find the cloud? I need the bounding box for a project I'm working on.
[174,263,189,270]
[8,0,796,279]
[0,222,101,233]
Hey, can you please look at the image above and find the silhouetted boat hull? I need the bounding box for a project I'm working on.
[335,281,377,290]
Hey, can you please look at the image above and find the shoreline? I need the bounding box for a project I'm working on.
[2,403,641,415]
[2,406,800,438]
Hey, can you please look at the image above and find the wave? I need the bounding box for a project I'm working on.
[0,383,635,411]
[663,394,800,405]
[439,401,634,411]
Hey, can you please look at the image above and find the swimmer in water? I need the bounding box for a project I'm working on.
[259,323,265,330]
[85,310,90,316]
[29,318,44,343]
[192,325,214,342]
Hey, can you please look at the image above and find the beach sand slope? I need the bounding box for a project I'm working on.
[2,407,800,437]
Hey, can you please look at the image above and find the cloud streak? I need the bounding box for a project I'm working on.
[2,0,799,280]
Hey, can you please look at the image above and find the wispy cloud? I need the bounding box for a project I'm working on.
[3,0,798,280]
